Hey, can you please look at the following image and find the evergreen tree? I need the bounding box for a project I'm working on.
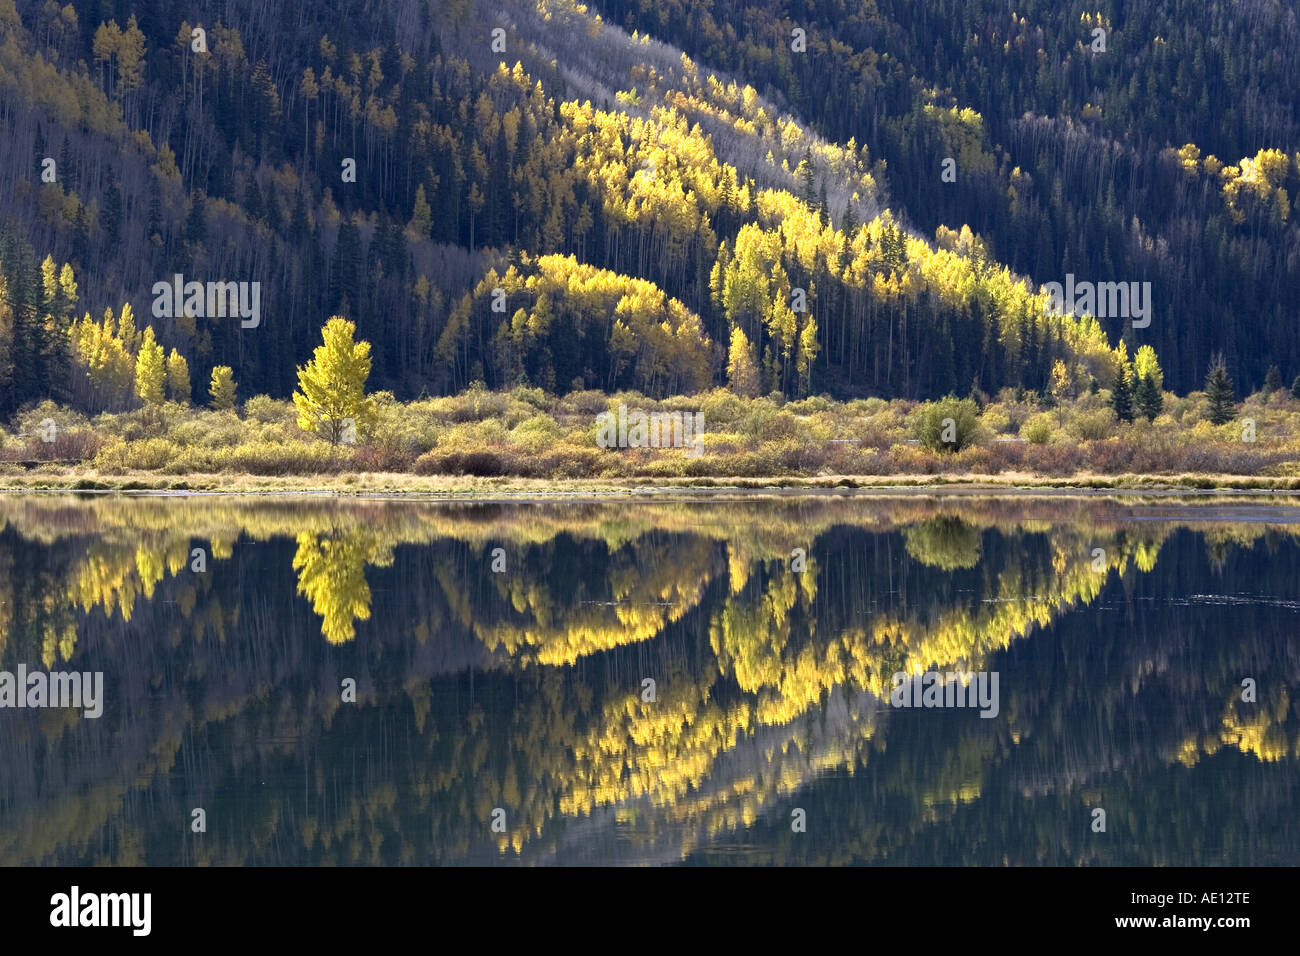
[1263,364,1282,396]
[1205,356,1236,425]
[290,191,311,243]
[330,219,363,315]
[185,193,207,250]
[1110,363,1135,422]
[146,179,164,247]
[840,202,858,237]
[102,181,123,248]
[1135,373,1163,421]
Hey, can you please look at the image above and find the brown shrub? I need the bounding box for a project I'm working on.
[351,444,416,472]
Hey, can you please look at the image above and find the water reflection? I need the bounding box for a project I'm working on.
[1,495,1298,865]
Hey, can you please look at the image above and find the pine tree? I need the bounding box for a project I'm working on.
[840,202,858,237]
[1263,364,1282,396]
[210,365,237,410]
[293,316,376,444]
[1135,373,1163,421]
[135,327,166,405]
[798,148,816,205]
[185,193,207,250]
[409,183,432,238]
[1291,375,1300,400]
[102,181,123,248]
[146,179,164,247]
[1205,356,1236,425]
[1110,363,1134,422]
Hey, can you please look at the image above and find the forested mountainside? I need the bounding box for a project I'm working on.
[0,0,1297,419]
[590,0,1300,389]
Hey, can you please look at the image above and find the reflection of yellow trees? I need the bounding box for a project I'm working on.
[8,495,1300,863]
[471,537,719,664]
[475,528,1152,855]
[830,533,1126,702]
[1178,686,1294,765]
[904,516,982,570]
[564,664,754,816]
[292,532,394,643]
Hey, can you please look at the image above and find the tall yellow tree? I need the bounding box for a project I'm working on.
[209,365,237,410]
[727,327,760,397]
[293,316,375,443]
[135,326,165,405]
[165,349,190,403]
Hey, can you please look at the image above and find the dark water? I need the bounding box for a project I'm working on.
[1,494,1298,866]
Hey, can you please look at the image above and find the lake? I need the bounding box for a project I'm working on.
[1,493,1297,865]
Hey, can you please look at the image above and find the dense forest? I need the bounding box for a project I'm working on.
[591,0,1300,393]
[4,0,1293,423]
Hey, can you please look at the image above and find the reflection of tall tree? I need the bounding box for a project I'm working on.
[903,516,982,570]
[292,532,393,643]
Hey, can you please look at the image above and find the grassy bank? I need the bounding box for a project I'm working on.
[3,383,1299,491]
[6,469,1300,496]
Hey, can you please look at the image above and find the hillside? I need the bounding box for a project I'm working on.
[0,0,1231,414]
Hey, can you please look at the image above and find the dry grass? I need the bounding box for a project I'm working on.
[4,384,1299,491]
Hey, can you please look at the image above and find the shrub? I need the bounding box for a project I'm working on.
[980,405,1013,434]
[508,413,563,452]
[92,438,181,472]
[1066,408,1115,441]
[244,395,295,425]
[911,396,984,452]
[699,388,747,426]
[214,440,350,475]
[351,444,416,472]
[785,394,833,414]
[1021,412,1056,444]
[413,447,508,476]
[508,385,550,410]
[561,389,613,416]
[16,401,89,435]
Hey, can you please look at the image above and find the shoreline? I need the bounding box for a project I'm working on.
[5,468,1300,500]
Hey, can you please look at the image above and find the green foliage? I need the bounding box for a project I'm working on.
[911,396,983,452]
[1135,374,1163,421]
[1021,412,1055,445]
[1110,363,1135,423]
[903,516,982,570]
[1205,358,1236,425]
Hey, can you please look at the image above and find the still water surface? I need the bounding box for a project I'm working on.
[1,494,1298,865]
